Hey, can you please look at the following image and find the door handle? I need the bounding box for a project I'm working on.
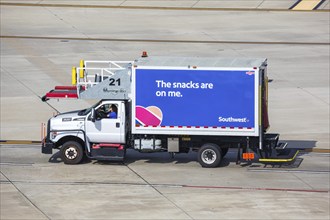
[116,122,120,128]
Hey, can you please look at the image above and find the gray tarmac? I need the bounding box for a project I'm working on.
[1,145,329,219]
[0,1,329,219]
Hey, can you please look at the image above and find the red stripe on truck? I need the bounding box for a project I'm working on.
[46,92,78,99]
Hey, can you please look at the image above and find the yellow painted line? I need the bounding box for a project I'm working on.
[292,0,323,10]
[0,140,41,145]
[304,148,330,153]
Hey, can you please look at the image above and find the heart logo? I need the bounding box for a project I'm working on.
[136,106,163,126]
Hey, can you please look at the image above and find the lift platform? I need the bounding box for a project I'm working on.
[258,133,300,164]
[41,60,133,102]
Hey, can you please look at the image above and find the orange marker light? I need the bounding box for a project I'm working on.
[243,153,255,160]
[141,51,148,57]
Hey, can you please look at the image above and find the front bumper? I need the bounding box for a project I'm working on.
[42,138,54,154]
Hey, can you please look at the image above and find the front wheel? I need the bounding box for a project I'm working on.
[198,144,222,168]
[60,141,84,164]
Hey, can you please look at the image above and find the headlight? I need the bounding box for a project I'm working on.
[51,132,58,139]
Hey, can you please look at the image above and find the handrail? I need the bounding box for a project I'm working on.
[74,60,133,95]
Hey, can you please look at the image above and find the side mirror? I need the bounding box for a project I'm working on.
[91,108,96,122]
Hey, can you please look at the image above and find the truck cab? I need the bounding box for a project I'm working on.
[87,100,126,144]
[43,100,128,164]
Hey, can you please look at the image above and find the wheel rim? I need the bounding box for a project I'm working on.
[201,149,217,164]
[65,146,78,160]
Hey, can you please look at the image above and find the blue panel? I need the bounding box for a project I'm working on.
[135,68,255,128]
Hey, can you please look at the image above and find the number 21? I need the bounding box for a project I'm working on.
[109,78,121,86]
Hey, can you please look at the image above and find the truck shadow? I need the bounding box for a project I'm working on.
[48,149,232,167]
[124,149,232,167]
[48,150,92,164]
[48,151,62,163]
[48,140,317,167]
[123,139,318,168]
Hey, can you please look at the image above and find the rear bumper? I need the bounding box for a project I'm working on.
[42,138,54,154]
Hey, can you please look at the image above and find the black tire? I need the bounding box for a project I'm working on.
[60,141,84,164]
[221,147,229,158]
[198,143,222,168]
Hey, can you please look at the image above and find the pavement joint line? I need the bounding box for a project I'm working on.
[0,2,329,12]
[125,164,194,219]
[1,35,329,46]
[1,178,328,193]
[182,184,329,193]
[0,140,329,153]
[0,171,51,220]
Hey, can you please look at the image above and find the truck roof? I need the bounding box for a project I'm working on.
[135,56,267,68]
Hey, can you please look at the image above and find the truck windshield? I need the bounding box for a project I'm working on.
[78,101,102,116]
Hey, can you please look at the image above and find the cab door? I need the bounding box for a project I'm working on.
[85,101,125,143]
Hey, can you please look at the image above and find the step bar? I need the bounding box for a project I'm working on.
[259,148,300,163]
[257,134,300,164]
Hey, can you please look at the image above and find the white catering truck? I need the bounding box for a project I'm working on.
[41,54,299,167]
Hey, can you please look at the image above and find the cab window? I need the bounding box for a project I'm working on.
[96,104,118,119]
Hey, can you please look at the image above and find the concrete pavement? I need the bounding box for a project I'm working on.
[1,145,329,219]
[1,3,329,149]
[0,1,329,219]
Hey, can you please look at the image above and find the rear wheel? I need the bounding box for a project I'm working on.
[60,141,84,164]
[221,147,229,158]
[198,143,222,168]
